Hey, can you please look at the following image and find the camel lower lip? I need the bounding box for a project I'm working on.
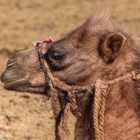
[4,77,28,88]
[27,86,46,93]
[4,82,24,91]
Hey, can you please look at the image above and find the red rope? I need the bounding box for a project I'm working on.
[33,36,53,48]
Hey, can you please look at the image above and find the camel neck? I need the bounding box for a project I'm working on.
[104,82,140,140]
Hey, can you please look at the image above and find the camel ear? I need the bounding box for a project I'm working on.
[100,33,126,63]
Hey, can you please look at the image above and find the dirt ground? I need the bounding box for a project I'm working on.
[0,0,140,140]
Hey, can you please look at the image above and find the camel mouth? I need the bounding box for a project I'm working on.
[1,71,45,94]
[3,79,46,94]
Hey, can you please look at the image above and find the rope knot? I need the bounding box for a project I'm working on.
[33,36,53,49]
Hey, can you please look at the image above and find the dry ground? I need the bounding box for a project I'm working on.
[0,0,140,140]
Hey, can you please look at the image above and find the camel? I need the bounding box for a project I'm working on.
[1,13,140,140]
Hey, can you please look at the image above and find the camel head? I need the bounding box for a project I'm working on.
[1,14,138,95]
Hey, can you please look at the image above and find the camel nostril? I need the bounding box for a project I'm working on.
[6,61,17,69]
[7,57,17,64]
[6,58,17,69]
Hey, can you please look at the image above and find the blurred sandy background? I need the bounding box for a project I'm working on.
[0,0,140,140]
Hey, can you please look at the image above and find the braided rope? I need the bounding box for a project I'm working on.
[36,43,140,140]
[67,90,82,118]
[59,103,71,136]
[93,80,108,140]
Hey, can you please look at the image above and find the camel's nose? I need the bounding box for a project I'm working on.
[0,56,18,83]
[0,71,6,83]
[0,69,6,83]
[0,72,3,82]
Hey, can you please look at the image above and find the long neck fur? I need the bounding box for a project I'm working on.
[104,79,140,140]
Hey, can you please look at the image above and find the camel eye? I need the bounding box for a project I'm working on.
[51,52,65,60]
[44,46,68,71]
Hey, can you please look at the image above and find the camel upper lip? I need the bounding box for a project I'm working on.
[0,72,7,83]
[0,71,28,84]
[2,77,46,94]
